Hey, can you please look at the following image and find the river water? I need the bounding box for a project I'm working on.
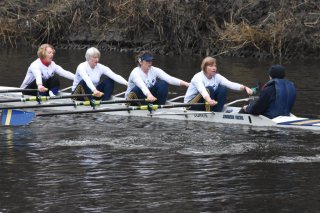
[0,47,320,212]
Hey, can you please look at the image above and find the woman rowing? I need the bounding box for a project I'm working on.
[184,56,253,111]
[72,47,128,101]
[20,44,75,96]
[125,51,189,105]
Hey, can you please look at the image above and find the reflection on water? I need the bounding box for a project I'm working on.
[2,129,15,165]
[1,48,320,212]
[1,113,320,212]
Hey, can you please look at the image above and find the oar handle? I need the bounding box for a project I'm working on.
[99,99,146,104]
[160,103,204,109]
[0,89,38,93]
[0,98,147,110]
[0,99,25,103]
[37,107,133,116]
[0,94,93,103]
[0,102,78,110]
[50,94,93,99]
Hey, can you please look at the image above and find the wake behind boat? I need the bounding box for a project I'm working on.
[0,86,319,131]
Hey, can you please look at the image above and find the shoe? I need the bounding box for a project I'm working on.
[49,91,56,97]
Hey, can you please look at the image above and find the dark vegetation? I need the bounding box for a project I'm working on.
[1,0,319,60]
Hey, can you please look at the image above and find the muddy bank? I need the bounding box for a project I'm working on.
[1,0,319,60]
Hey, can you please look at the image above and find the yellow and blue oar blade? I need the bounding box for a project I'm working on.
[1,109,35,126]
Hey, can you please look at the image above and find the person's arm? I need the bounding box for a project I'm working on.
[101,65,128,86]
[78,68,102,97]
[54,64,75,80]
[245,86,274,115]
[131,71,151,96]
[193,76,217,106]
[134,75,157,102]
[77,66,97,92]
[29,63,47,92]
[219,75,253,95]
[180,81,190,87]
[240,85,253,96]
[154,67,186,86]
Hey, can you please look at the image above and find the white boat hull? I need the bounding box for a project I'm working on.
[1,86,319,131]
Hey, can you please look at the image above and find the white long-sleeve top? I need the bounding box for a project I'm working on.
[125,66,182,98]
[20,58,74,88]
[184,71,242,103]
[72,61,128,92]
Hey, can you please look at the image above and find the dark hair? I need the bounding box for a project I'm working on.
[136,51,153,65]
[269,64,285,79]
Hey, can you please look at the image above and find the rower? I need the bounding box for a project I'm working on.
[242,64,296,119]
[20,44,75,97]
[125,51,190,106]
[71,47,128,101]
[184,56,253,112]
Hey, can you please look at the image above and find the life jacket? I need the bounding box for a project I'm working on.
[264,79,296,119]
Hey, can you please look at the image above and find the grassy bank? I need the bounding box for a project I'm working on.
[1,0,319,60]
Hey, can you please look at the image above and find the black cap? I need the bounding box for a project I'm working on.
[269,64,285,79]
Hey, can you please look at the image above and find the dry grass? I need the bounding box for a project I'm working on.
[0,0,319,60]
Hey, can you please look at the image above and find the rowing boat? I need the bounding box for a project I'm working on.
[1,86,319,131]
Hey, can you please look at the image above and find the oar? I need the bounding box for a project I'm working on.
[37,103,204,116]
[294,113,320,119]
[0,86,74,93]
[0,99,146,110]
[1,109,36,126]
[224,97,253,107]
[0,94,93,103]
[1,103,204,126]
[0,88,38,93]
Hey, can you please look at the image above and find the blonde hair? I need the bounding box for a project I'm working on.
[201,57,216,73]
[37,44,55,59]
[85,47,101,61]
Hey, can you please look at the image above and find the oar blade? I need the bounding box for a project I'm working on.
[1,109,35,126]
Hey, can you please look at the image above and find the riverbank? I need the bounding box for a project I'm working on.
[1,0,319,60]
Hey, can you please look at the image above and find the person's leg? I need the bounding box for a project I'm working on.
[72,80,92,101]
[187,93,208,111]
[210,85,227,112]
[127,86,147,106]
[22,80,38,96]
[97,78,115,100]
[45,75,60,95]
[187,86,227,112]
[149,80,168,105]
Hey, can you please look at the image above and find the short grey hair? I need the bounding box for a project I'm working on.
[85,47,101,61]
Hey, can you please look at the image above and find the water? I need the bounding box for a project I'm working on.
[1,48,320,212]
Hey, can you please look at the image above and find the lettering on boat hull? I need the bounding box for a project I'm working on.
[194,114,208,118]
[223,114,244,120]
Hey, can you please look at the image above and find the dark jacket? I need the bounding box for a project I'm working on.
[246,79,296,119]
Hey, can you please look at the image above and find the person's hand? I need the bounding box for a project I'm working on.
[93,90,104,97]
[146,93,157,102]
[242,105,248,112]
[182,81,190,87]
[37,84,48,92]
[207,99,218,106]
[244,86,253,96]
